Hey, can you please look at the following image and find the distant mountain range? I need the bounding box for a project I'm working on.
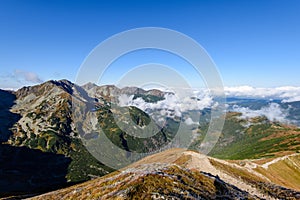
[0,79,299,199]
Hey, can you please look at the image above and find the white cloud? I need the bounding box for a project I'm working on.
[118,92,213,119]
[224,86,300,102]
[184,117,199,125]
[231,103,289,123]
[14,69,43,83]
[0,87,18,91]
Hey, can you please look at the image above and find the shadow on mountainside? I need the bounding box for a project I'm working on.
[0,144,71,198]
[0,90,72,198]
[0,90,21,142]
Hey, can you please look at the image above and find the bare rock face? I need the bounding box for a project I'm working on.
[146,88,165,97]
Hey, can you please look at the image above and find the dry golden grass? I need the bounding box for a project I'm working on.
[255,155,300,191]
[30,164,258,200]
[28,149,300,200]
[125,148,186,168]
[173,154,192,167]
[209,158,266,184]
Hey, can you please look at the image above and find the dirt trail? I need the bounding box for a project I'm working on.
[127,149,277,199]
[261,153,299,169]
[183,151,276,200]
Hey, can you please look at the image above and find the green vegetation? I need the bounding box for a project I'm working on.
[11,129,113,183]
[66,138,112,182]
[96,104,178,153]
[191,112,300,160]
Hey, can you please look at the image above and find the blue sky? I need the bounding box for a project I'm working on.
[0,0,299,89]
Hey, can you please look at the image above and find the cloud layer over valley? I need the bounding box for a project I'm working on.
[118,86,300,127]
[230,103,289,124]
[224,86,300,102]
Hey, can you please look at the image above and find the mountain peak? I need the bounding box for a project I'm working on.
[14,79,74,99]
[48,79,74,94]
[81,82,98,90]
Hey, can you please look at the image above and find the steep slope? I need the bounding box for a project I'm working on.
[29,164,259,200]
[0,80,114,198]
[129,149,300,198]
[0,89,21,142]
[0,144,71,198]
[5,80,112,182]
[29,164,256,199]
[250,154,300,191]
[0,80,177,198]
[27,149,300,200]
[191,112,300,160]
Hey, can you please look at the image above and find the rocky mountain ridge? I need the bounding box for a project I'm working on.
[27,149,300,200]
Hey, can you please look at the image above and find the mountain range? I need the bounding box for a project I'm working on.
[0,79,299,199]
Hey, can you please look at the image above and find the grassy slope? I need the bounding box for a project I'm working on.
[28,149,300,200]
[254,155,300,191]
[209,158,300,199]
[193,112,300,160]
[29,164,257,200]
[190,112,300,193]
